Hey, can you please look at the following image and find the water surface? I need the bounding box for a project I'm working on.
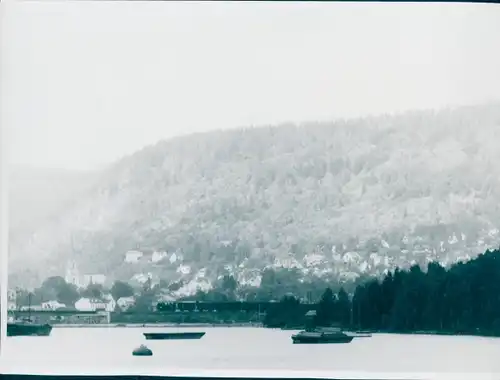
[1,327,499,378]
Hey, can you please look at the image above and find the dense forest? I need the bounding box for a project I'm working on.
[264,248,500,336]
[13,248,500,336]
[8,104,500,291]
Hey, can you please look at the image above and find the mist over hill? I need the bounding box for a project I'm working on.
[8,104,500,292]
[9,165,100,243]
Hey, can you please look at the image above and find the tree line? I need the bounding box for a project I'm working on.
[352,248,500,335]
[265,248,500,336]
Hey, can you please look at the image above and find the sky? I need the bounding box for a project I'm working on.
[2,1,500,171]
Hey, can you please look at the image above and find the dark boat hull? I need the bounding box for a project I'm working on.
[143,332,205,340]
[292,335,354,344]
[7,323,53,337]
[291,330,354,344]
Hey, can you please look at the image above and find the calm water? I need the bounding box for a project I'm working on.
[1,327,500,378]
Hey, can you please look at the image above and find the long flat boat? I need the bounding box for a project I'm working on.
[7,322,53,337]
[291,328,354,344]
[143,332,206,340]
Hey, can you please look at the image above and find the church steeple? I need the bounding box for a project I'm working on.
[65,233,81,288]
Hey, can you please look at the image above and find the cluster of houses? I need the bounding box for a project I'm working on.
[58,260,137,311]
[7,250,175,313]
[8,292,138,313]
[71,295,136,312]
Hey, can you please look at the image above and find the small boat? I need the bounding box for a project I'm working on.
[291,327,354,344]
[143,331,206,340]
[7,321,53,337]
[8,292,53,337]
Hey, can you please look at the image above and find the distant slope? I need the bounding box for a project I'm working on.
[8,165,101,283]
[8,103,500,290]
[9,166,100,231]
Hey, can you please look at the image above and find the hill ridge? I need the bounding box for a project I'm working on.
[8,103,500,292]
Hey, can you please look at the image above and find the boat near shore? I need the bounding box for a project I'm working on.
[143,331,206,340]
[291,327,355,344]
[7,292,53,337]
[7,321,53,337]
[292,330,353,344]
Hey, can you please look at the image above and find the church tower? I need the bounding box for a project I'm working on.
[65,234,81,288]
[65,260,81,288]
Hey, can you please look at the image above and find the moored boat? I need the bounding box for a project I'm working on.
[291,327,354,344]
[7,321,53,337]
[143,331,206,340]
[7,291,53,337]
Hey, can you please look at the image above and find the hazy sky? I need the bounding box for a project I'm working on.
[2,2,500,170]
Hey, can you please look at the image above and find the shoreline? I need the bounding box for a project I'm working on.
[50,323,500,338]
[52,322,263,328]
[353,329,500,339]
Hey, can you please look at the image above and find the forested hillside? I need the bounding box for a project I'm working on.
[8,104,500,292]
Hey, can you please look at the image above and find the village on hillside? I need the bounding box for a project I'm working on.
[8,250,176,314]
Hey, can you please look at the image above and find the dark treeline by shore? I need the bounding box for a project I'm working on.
[265,248,500,336]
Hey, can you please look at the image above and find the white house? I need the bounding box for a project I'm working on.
[117,296,136,311]
[130,272,160,289]
[75,297,98,311]
[343,251,362,264]
[125,250,143,263]
[41,300,66,310]
[131,273,150,285]
[177,265,191,275]
[151,251,168,263]
[75,295,116,312]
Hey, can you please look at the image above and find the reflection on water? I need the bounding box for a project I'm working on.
[1,327,499,376]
